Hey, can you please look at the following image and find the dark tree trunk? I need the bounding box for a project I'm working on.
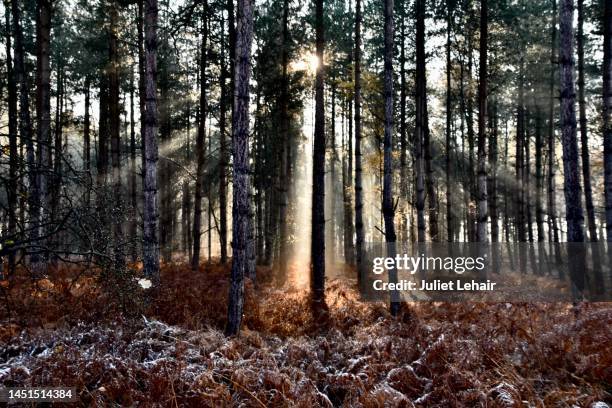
[36,0,53,268]
[382,0,399,316]
[576,0,596,242]
[424,111,438,241]
[342,100,355,264]
[98,80,109,188]
[226,0,254,337]
[109,1,124,269]
[459,45,468,242]
[83,79,91,207]
[516,60,526,244]
[278,0,291,278]
[559,0,585,292]
[445,1,453,243]
[138,0,145,179]
[129,69,138,260]
[400,10,408,243]
[415,0,426,243]
[604,0,612,244]
[354,0,365,286]
[466,26,476,242]
[219,21,229,265]
[548,0,562,253]
[535,110,545,242]
[489,102,499,244]
[192,4,208,271]
[311,0,327,315]
[4,1,18,274]
[51,60,63,247]
[328,85,338,266]
[11,0,36,264]
[477,0,488,242]
[143,0,161,286]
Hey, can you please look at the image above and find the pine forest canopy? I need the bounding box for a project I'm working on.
[0,0,610,331]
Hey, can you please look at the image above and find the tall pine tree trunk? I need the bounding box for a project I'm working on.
[4,1,18,274]
[129,69,138,260]
[577,0,596,241]
[382,0,399,316]
[415,0,426,242]
[559,0,585,293]
[489,102,499,244]
[311,0,327,315]
[354,0,365,286]
[109,1,124,268]
[342,100,355,264]
[445,2,453,243]
[219,22,229,265]
[548,0,562,257]
[11,0,36,264]
[226,0,254,336]
[35,0,53,270]
[143,0,161,286]
[83,79,91,207]
[477,0,488,242]
[192,5,208,271]
[604,0,612,245]
[466,24,476,242]
[399,9,408,243]
[278,0,291,277]
[535,110,545,242]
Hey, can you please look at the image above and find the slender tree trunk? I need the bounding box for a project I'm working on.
[477,0,488,242]
[525,111,534,244]
[516,60,526,244]
[415,0,426,243]
[219,22,229,265]
[559,0,585,293]
[311,0,327,315]
[399,11,408,243]
[278,0,291,278]
[354,0,365,286]
[445,2,453,243]
[328,85,338,265]
[130,68,138,260]
[109,1,124,269]
[604,0,612,245]
[84,80,91,207]
[467,25,476,242]
[576,0,596,242]
[489,102,499,243]
[143,0,161,287]
[36,0,53,268]
[424,111,438,241]
[535,110,545,242]
[226,0,254,337]
[98,80,109,192]
[192,5,208,271]
[382,0,399,315]
[459,48,468,242]
[548,0,562,255]
[51,60,63,248]
[342,101,354,264]
[4,1,18,274]
[11,0,36,265]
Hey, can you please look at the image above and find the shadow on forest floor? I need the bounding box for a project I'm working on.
[0,262,610,406]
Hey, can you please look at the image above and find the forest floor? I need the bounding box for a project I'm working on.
[0,262,610,407]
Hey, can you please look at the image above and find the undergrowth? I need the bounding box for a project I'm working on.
[0,262,610,407]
